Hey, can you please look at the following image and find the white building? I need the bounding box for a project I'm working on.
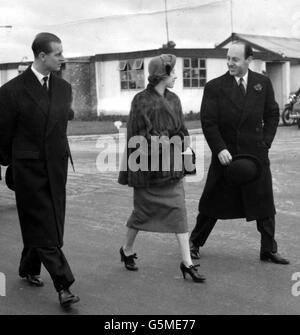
[1,33,300,117]
[94,33,300,115]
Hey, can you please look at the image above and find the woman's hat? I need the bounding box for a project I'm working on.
[5,165,15,191]
[226,154,262,186]
[148,54,176,79]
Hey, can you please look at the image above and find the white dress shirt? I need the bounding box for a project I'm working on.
[234,71,248,92]
[31,65,50,89]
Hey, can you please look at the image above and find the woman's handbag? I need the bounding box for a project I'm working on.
[182,147,196,175]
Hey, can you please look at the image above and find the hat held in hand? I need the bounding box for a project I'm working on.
[226,154,262,186]
[5,165,15,191]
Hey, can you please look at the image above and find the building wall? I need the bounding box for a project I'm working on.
[282,61,291,106]
[0,68,18,86]
[0,55,293,118]
[96,60,134,115]
[175,58,227,113]
[0,61,97,120]
[95,57,268,116]
[266,62,290,109]
[250,59,266,73]
[62,61,97,119]
[290,64,300,93]
[96,57,228,115]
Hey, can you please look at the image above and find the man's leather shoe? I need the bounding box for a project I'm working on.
[21,274,44,287]
[190,244,200,260]
[59,289,80,308]
[260,252,290,265]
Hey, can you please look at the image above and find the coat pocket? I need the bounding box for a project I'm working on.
[14,151,40,159]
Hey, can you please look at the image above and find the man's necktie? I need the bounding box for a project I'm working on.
[42,76,48,91]
[238,77,246,96]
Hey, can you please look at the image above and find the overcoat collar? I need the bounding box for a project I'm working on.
[23,67,50,116]
[46,74,61,137]
[221,70,262,124]
[23,67,62,137]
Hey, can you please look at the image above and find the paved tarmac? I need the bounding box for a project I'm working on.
[0,126,300,315]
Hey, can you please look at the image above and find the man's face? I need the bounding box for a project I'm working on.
[227,43,251,77]
[41,42,64,72]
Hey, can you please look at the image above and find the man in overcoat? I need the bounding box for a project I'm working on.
[0,32,80,306]
[189,41,289,265]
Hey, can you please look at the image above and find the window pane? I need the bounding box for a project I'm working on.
[183,58,190,68]
[133,59,143,70]
[129,70,137,81]
[120,71,128,81]
[129,81,136,89]
[200,59,206,68]
[121,81,128,90]
[119,60,127,71]
[127,59,134,70]
[200,69,206,77]
[200,79,206,87]
[136,69,145,82]
[191,69,199,78]
[183,69,191,78]
[192,79,199,87]
[191,58,198,68]
[183,79,190,87]
[120,66,145,90]
[119,60,126,71]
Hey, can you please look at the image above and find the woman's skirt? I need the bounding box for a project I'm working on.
[127,179,188,233]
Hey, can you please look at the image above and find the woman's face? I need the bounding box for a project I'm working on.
[164,69,177,88]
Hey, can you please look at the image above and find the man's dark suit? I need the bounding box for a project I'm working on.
[0,67,75,291]
[190,70,279,253]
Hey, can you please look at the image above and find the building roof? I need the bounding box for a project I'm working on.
[95,48,228,61]
[94,46,282,62]
[0,56,93,70]
[217,33,300,61]
[2,32,300,69]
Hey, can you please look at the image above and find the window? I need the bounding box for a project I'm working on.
[119,59,145,90]
[183,58,206,88]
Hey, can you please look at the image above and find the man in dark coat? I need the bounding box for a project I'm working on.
[189,41,289,265]
[0,32,80,306]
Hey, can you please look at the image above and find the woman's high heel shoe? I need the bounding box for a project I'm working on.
[180,262,206,283]
[120,247,138,271]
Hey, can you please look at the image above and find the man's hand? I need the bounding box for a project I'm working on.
[218,149,232,166]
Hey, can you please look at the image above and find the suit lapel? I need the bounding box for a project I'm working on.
[221,70,262,126]
[24,68,50,116]
[238,70,260,126]
[46,74,60,137]
[221,72,244,112]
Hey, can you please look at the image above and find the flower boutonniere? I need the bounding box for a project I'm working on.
[254,83,263,92]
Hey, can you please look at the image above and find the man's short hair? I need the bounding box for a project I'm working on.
[232,41,253,59]
[32,32,61,58]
